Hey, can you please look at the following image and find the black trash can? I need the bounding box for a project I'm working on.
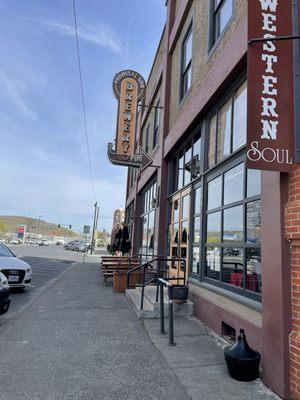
[224,329,261,382]
[170,285,189,303]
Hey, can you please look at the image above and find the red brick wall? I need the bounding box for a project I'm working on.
[286,165,300,399]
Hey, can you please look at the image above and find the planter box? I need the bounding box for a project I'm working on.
[113,271,141,293]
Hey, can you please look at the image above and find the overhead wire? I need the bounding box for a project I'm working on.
[72,0,96,202]
[0,183,91,204]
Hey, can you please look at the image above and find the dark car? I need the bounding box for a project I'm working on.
[0,272,10,315]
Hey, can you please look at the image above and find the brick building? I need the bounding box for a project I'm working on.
[121,1,299,398]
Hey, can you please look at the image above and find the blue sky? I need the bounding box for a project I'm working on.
[0,0,166,232]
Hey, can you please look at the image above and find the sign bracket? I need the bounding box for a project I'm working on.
[249,34,300,44]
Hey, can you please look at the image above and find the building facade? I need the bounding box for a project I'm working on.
[123,1,299,398]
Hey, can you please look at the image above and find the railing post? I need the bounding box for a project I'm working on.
[168,285,176,346]
[140,265,146,310]
[160,281,165,334]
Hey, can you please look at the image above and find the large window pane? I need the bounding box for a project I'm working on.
[205,247,221,280]
[193,216,201,243]
[246,248,262,293]
[173,199,179,222]
[184,31,193,68]
[194,186,202,215]
[207,175,222,210]
[207,211,221,243]
[184,147,192,185]
[247,201,261,245]
[142,215,148,251]
[148,210,155,253]
[208,114,217,169]
[224,163,244,205]
[173,223,179,244]
[233,81,247,151]
[182,195,189,219]
[247,169,261,198]
[217,98,232,162]
[222,247,243,287]
[178,154,184,190]
[181,220,189,244]
[223,205,243,242]
[192,246,200,274]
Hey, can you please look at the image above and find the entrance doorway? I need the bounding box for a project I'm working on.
[169,187,191,282]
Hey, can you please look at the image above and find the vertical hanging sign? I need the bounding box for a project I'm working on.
[247,0,294,171]
[107,70,152,169]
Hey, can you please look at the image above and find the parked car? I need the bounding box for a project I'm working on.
[0,243,32,289]
[0,272,10,314]
[10,239,20,245]
[38,239,50,246]
[64,240,87,252]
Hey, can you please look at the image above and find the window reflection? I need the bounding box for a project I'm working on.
[222,247,243,288]
[184,147,192,185]
[223,205,243,242]
[233,81,247,151]
[182,195,189,219]
[173,223,179,244]
[192,246,200,274]
[205,247,221,280]
[178,154,184,190]
[208,114,217,169]
[217,98,231,162]
[246,248,262,293]
[194,187,202,215]
[224,163,244,205]
[247,169,261,198]
[193,216,200,243]
[207,212,221,243]
[247,201,261,245]
[207,175,222,210]
[173,200,179,222]
[181,220,189,243]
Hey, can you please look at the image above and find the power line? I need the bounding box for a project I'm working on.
[129,50,166,69]
[125,31,162,67]
[0,183,91,204]
[72,0,96,202]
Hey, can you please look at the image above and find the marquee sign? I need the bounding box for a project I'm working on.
[247,0,294,172]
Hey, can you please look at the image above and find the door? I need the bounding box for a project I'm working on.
[169,187,191,282]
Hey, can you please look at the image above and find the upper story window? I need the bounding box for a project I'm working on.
[210,0,233,48]
[171,132,202,193]
[153,102,160,149]
[180,23,193,101]
[208,79,247,170]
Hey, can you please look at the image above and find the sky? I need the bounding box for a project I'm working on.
[0,0,166,232]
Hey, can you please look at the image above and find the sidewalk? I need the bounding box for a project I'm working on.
[0,260,189,400]
[0,260,279,400]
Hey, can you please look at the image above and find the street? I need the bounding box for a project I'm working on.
[5,245,103,315]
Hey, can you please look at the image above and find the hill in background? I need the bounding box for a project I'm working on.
[0,215,77,238]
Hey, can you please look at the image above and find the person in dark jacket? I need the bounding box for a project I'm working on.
[120,225,131,256]
[113,228,123,254]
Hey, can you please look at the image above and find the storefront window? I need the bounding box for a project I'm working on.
[140,180,157,256]
[208,114,217,169]
[217,98,231,162]
[204,160,261,299]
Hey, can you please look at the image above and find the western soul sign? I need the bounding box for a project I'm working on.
[247,0,294,171]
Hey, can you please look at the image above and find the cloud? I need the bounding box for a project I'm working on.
[0,70,37,121]
[39,19,122,54]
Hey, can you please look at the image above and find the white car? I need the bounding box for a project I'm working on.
[0,243,32,288]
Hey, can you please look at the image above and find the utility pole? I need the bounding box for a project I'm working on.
[91,202,99,255]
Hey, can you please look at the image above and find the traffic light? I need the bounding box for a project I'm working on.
[58,224,61,228]
[69,225,72,230]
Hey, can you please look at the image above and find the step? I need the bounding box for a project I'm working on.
[126,286,194,320]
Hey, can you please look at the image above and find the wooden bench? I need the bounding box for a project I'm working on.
[101,258,139,284]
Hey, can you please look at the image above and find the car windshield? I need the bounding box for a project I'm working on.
[0,243,14,257]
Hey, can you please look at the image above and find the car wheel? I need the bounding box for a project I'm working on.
[75,247,79,252]
[64,246,68,250]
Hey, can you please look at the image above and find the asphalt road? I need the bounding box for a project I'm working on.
[3,244,104,315]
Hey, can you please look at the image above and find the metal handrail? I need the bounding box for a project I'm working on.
[126,257,186,310]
